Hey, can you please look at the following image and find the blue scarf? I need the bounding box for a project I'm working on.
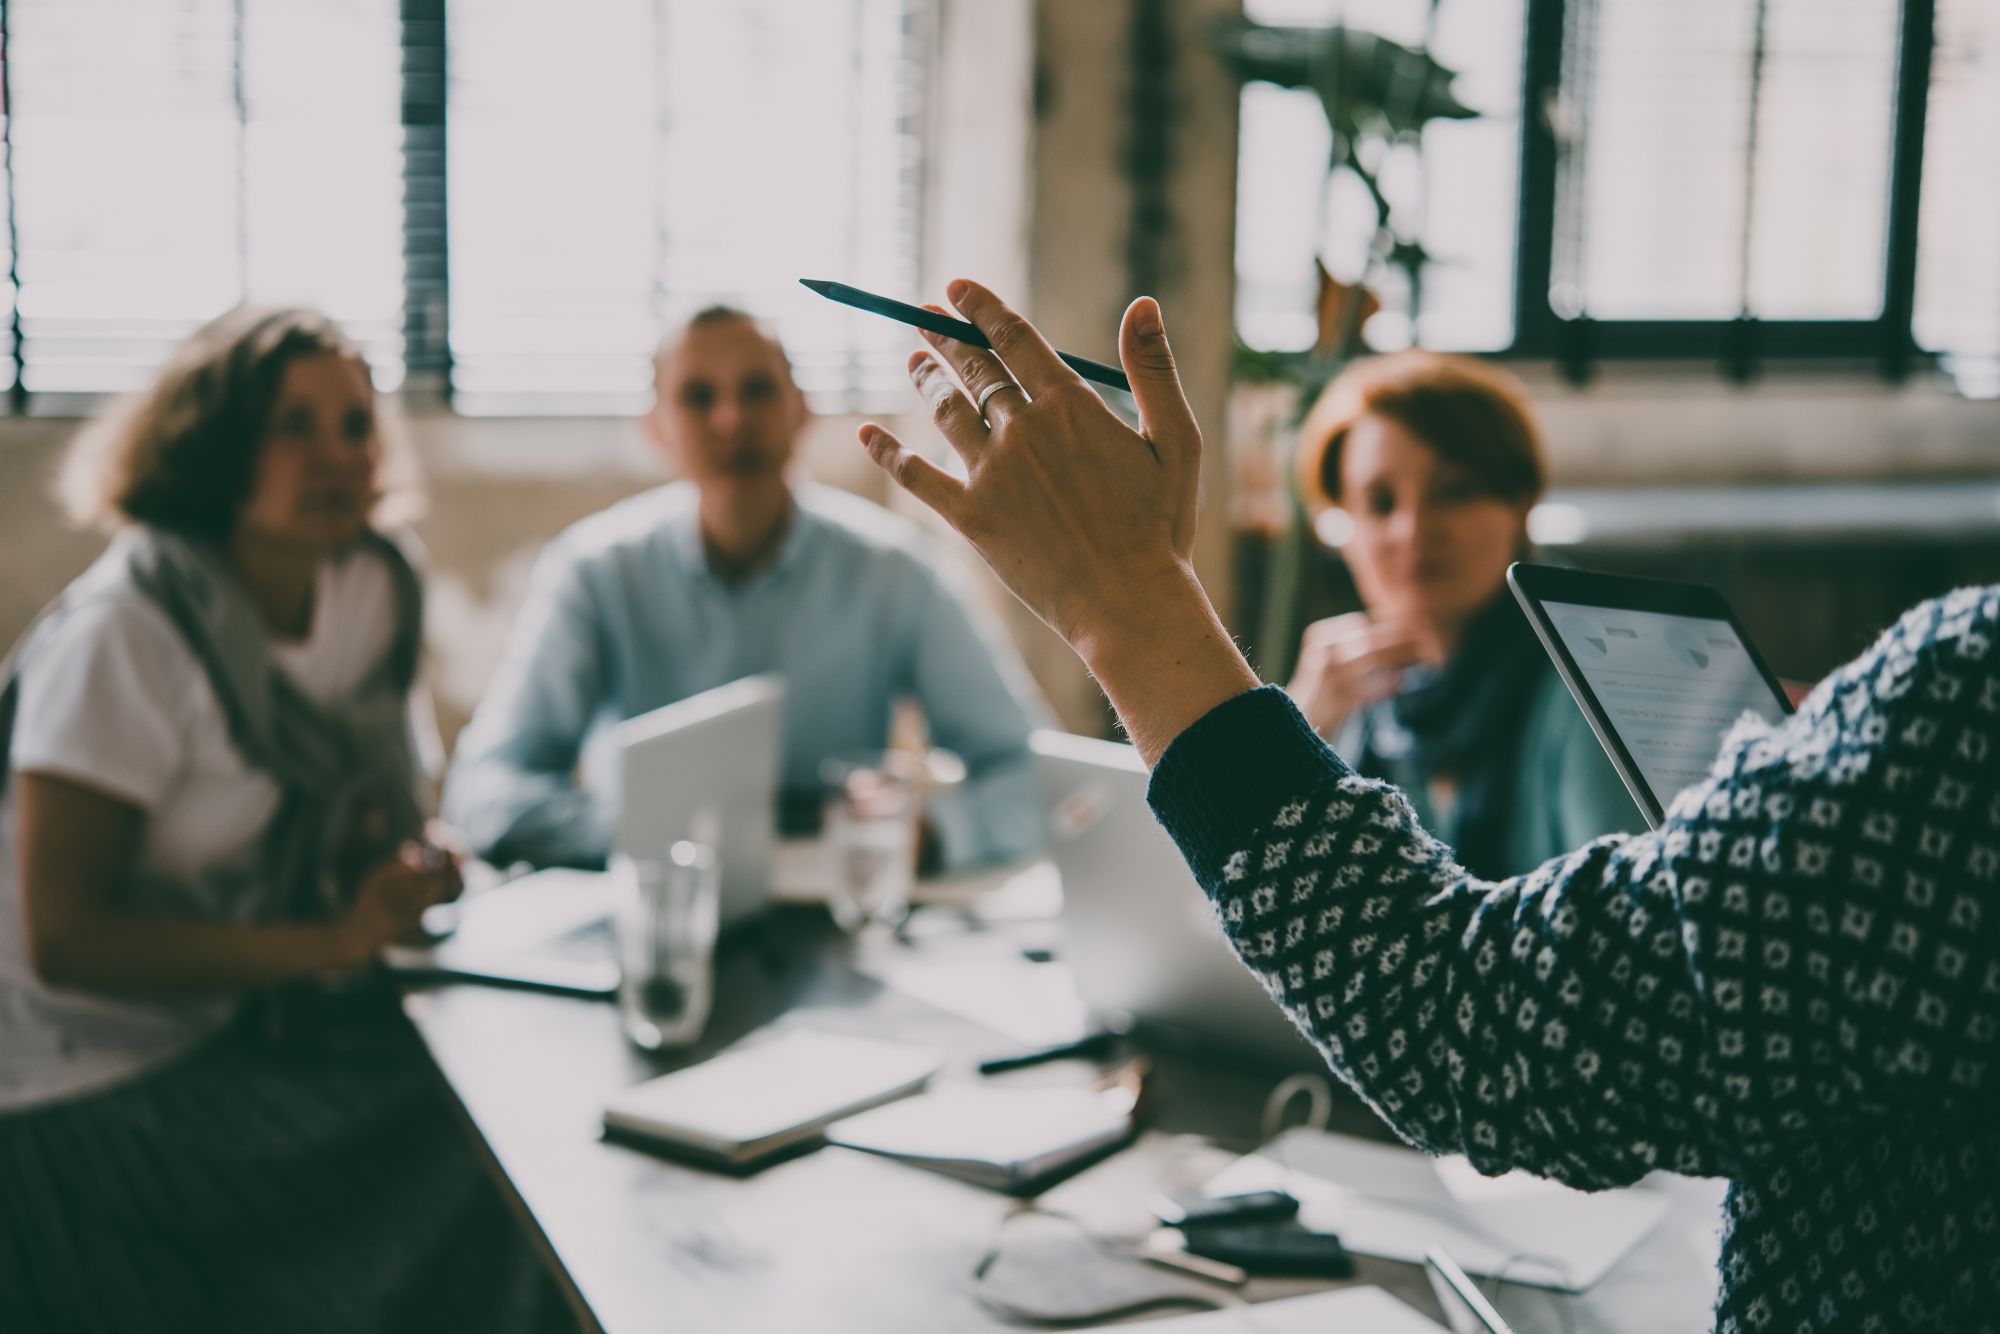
[1355,587,1550,879]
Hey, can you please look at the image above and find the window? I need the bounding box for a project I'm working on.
[1233,0,1525,354]
[446,0,928,415]
[1533,0,1914,368]
[1232,0,2000,385]
[241,0,408,387]
[1553,0,1900,323]
[1914,0,2000,393]
[444,0,659,414]
[0,0,930,413]
[3,0,405,406]
[653,0,927,411]
[9,0,243,403]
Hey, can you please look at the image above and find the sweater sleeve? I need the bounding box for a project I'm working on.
[1149,686,1726,1190]
[1147,592,2000,1195]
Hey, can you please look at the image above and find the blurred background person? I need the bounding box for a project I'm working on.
[1284,351,1642,878]
[0,308,569,1333]
[444,306,1046,875]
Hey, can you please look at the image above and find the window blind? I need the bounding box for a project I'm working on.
[443,0,658,415]
[5,0,406,404]
[446,0,929,416]
[242,0,406,387]
[0,0,926,414]
[8,0,242,400]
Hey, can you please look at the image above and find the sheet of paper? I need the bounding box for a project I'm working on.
[856,930,1093,1048]
[1204,1128,1671,1292]
[828,1083,1131,1166]
[1079,1285,1442,1332]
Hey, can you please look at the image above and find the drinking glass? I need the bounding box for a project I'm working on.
[613,840,719,1050]
[821,751,920,933]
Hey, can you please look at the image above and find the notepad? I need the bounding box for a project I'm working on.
[827,1082,1136,1194]
[602,1029,940,1168]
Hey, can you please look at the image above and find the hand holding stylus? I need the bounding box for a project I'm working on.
[859,280,1258,765]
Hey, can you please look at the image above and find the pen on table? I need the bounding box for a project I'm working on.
[1137,1231,1248,1287]
[1424,1245,1518,1334]
[800,278,1133,395]
[977,1026,1127,1075]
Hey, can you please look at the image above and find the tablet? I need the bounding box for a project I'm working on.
[1507,562,1793,826]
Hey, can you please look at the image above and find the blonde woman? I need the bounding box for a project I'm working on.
[0,308,569,1332]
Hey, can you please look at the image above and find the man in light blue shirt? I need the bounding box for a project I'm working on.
[444,307,1046,872]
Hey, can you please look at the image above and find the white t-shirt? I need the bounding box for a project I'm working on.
[0,547,399,1110]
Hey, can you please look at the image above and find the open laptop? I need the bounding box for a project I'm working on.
[611,674,785,916]
[386,675,785,995]
[1507,563,1794,827]
[1034,730,1321,1070]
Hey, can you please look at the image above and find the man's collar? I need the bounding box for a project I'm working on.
[665,495,706,571]
[671,488,816,588]
[766,496,815,576]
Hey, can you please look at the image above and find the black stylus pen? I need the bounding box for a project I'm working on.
[976,1026,1127,1075]
[1424,1247,1517,1334]
[800,278,1132,394]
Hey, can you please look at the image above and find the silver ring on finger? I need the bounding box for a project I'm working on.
[975,379,1023,421]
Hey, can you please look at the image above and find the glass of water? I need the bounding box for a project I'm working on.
[613,840,719,1051]
[821,751,920,933]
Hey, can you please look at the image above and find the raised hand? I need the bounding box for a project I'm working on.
[860,280,1203,650]
[1287,613,1441,737]
[860,280,1259,764]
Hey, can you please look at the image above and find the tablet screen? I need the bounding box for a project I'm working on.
[1542,601,1789,806]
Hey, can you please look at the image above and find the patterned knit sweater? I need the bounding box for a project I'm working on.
[1146,587,2000,1333]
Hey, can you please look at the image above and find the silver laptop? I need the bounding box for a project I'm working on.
[1033,730,1318,1069]
[388,675,785,995]
[612,673,784,921]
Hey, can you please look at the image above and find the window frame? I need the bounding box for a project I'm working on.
[1507,0,1938,382]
